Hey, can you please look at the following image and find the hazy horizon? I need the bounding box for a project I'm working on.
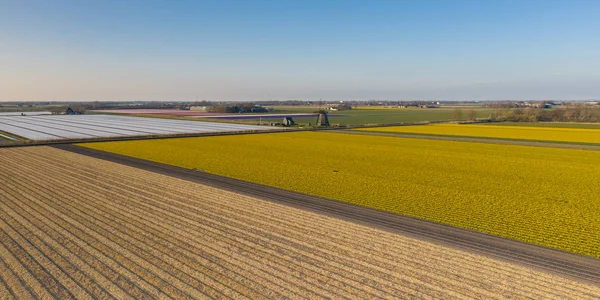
[2,0,599,102]
[1,98,598,104]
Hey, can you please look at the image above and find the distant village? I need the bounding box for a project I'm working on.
[1,99,599,113]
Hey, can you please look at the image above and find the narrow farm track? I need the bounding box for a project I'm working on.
[343,129,600,150]
[0,147,599,298]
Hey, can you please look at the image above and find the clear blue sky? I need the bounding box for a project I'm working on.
[1,0,599,101]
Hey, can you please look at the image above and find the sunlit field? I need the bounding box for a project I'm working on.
[82,132,600,257]
[359,123,600,144]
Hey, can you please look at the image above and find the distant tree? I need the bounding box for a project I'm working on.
[208,104,229,113]
[49,106,67,115]
[330,103,353,111]
[72,105,86,114]
[191,100,211,107]
[338,102,353,110]
[452,108,463,121]
[466,109,477,121]
[237,102,254,112]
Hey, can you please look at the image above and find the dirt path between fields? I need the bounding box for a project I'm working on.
[54,144,600,286]
[340,130,600,150]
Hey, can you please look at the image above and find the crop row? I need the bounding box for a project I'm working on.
[0,114,273,140]
[1,146,598,298]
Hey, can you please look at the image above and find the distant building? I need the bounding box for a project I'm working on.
[65,107,81,115]
[282,117,295,126]
[190,106,209,111]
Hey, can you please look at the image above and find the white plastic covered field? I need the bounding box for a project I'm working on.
[0,114,276,140]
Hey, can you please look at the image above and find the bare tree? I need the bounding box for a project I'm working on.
[466,109,477,121]
[49,106,67,115]
[72,105,86,114]
[452,108,463,121]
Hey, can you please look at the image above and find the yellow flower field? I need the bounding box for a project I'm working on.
[359,123,600,144]
[81,132,600,257]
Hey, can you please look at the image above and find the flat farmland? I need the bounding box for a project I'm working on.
[93,109,224,116]
[482,121,600,129]
[82,132,600,257]
[327,108,493,125]
[219,107,494,126]
[0,111,52,116]
[1,146,599,298]
[358,123,600,144]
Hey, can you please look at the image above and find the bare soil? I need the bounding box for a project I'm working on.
[0,145,598,298]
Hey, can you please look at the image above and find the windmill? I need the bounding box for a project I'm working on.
[315,98,330,126]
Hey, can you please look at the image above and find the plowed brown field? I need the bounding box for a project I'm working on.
[0,146,599,299]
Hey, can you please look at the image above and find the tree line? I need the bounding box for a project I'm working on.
[207,103,268,113]
[489,105,600,123]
